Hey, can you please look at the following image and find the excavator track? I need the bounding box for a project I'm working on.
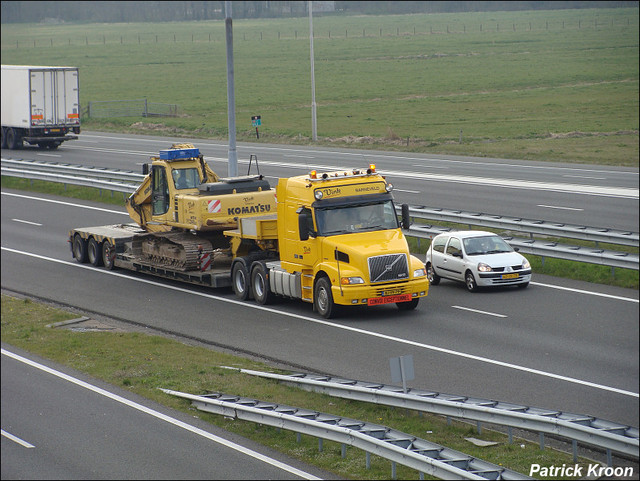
[140,231,214,271]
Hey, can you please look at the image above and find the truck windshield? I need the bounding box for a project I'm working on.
[315,200,399,236]
[172,168,200,190]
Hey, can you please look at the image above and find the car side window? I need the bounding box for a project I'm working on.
[446,237,462,257]
[432,236,447,253]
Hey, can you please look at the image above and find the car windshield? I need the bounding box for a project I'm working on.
[463,235,513,255]
[315,200,398,236]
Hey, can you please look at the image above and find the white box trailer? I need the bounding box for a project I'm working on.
[1,65,80,150]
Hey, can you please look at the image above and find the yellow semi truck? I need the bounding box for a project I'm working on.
[69,145,428,318]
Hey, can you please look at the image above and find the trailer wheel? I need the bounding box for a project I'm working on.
[102,241,115,270]
[73,234,88,263]
[231,260,251,300]
[314,277,339,319]
[1,128,6,149]
[88,238,103,267]
[6,128,22,150]
[251,262,274,305]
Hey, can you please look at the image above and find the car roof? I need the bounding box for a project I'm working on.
[435,231,497,239]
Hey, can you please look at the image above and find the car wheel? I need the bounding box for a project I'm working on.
[465,271,478,292]
[426,262,440,285]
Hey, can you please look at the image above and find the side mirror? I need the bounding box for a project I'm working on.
[142,164,149,175]
[298,213,309,241]
[401,203,411,230]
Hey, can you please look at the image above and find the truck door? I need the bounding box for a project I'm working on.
[151,165,170,216]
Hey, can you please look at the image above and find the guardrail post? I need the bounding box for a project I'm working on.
[607,448,612,466]
[392,461,397,479]
[573,440,578,462]
[539,432,545,450]
[366,451,371,469]
[341,444,346,457]
[477,421,482,434]
[508,426,513,444]
[318,438,323,452]
[297,433,301,443]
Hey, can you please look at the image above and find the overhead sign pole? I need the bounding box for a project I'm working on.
[225,1,238,177]
[309,1,317,142]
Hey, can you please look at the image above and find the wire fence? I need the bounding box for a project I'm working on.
[85,99,179,119]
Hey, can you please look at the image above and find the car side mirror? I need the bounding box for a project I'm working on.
[452,251,462,258]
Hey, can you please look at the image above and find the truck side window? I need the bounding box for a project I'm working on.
[300,207,315,237]
[151,166,169,215]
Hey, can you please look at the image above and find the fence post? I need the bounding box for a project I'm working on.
[144,99,148,118]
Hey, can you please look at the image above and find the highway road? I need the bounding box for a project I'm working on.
[1,134,638,473]
[1,345,332,480]
[2,131,638,232]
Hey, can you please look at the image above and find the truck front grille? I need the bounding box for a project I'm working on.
[368,253,409,283]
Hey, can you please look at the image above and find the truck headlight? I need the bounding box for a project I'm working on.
[477,263,492,272]
[413,268,426,277]
[341,276,364,285]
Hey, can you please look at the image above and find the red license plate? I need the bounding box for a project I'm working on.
[368,293,412,306]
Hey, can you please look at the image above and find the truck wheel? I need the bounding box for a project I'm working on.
[397,298,419,311]
[1,128,6,149]
[102,241,115,270]
[231,260,251,300]
[6,128,22,150]
[251,262,274,305]
[88,238,103,267]
[73,234,88,263]
[314,277,338,319]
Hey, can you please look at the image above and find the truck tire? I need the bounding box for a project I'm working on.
[73,234,88,263]
[88,238,103,267]
[1,128,6,149]
[397,298,419,311]
[251,262,274,305]
[102,241,115,270]
[6,128,22,150]
[314,277,339,319]
[231,260,252,300]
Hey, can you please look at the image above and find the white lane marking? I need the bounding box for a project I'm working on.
[531,281,639,303]
[413,164,449,169]
[394,189,420,194]
[1,348,321,480]
[537,204,584,211]
[2,192,128,215]
[12,219,42,226]
[35,153,61,158]
[1,429,35,448]
[563,175,607,180]
[2,246,637,398]
[452,306,507,318]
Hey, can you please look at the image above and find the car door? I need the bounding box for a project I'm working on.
[442,236,466,281]
[428,235,448,277]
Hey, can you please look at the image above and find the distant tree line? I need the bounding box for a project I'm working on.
[1,0,636,24]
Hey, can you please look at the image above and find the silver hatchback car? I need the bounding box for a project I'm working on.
[425,231,532,292]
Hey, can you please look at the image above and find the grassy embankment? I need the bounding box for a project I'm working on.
[1,8,637,166]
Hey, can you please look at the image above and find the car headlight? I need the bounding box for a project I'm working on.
[477,262,493,272]
[522,259,530,269]
[341,276,365,285]
[413,268,426,277]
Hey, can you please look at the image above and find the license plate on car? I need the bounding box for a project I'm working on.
[501,273,519,279]
[368,293,412,306]
[50,129,60,132]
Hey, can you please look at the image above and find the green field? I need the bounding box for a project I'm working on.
[1,8,638,165]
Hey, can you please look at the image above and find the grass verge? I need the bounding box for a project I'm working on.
[1,294,600,480]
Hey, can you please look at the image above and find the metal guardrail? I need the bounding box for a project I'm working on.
[234,368,639,461]
[2,157,638,270]
[161,388,533,480]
